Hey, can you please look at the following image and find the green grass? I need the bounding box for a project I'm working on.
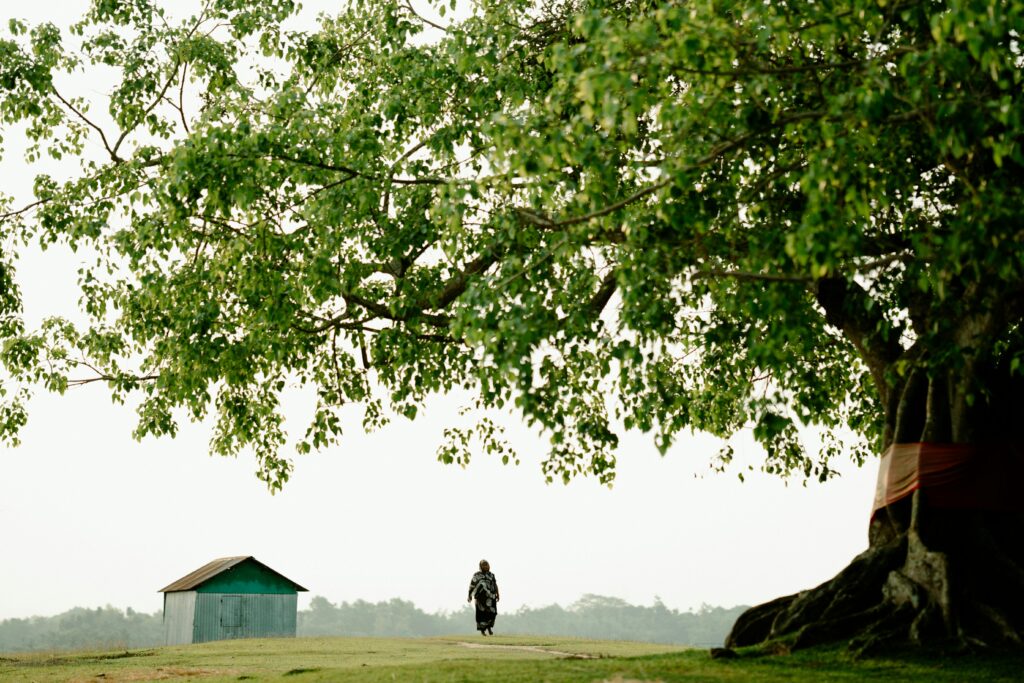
[1,635,1020,681]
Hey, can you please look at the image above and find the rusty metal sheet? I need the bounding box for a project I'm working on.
[159,556,251,593]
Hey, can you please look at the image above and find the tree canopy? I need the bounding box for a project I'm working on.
[1,0,1022,490]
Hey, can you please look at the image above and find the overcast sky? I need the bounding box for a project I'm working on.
[0,0,879,622]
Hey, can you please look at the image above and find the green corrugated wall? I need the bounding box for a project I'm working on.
[192,593,298,643]
[195,560,299,594]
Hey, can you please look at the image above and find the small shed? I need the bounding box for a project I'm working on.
[159,556,307,645]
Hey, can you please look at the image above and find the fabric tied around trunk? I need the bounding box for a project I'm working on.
[871,442,1024,517]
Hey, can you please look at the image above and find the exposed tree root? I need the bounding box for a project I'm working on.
[726,506,1024,652]
[723,594,796,647]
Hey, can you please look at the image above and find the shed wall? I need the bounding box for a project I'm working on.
[194,560,298,594]
[163,591,197,645]
[193,593,297,643]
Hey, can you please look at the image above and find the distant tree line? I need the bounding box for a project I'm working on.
[0,596,745,652]
[0,606,163,652]
[299,594,744,647]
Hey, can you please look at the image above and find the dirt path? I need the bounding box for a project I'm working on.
[455,642,598,659]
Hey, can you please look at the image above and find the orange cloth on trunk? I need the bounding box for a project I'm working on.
[871,442,1024,515]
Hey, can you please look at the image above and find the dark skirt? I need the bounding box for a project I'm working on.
[475,604,497,631]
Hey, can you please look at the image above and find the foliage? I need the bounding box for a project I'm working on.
[503,595,744,646]
[1,0,1022,487]
[0,605,163,652]
[299,596,456,639]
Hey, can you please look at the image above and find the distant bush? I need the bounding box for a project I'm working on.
[0,596,746,652]
[299,597,458,637]
[0,606,163,652]
[506,595,745,647]
[297,594,746,647]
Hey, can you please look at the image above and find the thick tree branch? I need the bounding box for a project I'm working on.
[292,248,502,338]
[424,249,503,310]
[814,277,903,400]
[588,270,618,318]
[343,292,450,328]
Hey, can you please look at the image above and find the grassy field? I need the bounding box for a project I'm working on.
[1,634,1021,682]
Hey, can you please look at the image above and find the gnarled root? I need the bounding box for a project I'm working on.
[726,538,906,650]
[725,508,1024,652]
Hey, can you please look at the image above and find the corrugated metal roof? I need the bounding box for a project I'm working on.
[159,556,308,593]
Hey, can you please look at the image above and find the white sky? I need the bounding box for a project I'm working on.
[0,0,877,622]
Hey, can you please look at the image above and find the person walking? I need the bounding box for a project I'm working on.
[467,559,500,635]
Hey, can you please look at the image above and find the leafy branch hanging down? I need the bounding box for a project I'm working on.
[0,0,1021,496]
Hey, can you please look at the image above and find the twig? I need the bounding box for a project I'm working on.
[50,88,121,163]
[494,235,569,290]
[383,139,429,217]
[690,268,810,283]
[0,197,48,223]
[178,61,191,134]
[402,0,453,33]
[110,60,182,158]
[252,154,449,186]
[66,374,159,388]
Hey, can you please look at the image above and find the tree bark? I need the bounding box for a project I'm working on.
[726,369,1024,653]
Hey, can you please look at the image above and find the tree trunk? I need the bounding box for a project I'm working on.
[726,369,1024,653]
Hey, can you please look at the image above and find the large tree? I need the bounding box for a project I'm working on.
[2,0,1022,650]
